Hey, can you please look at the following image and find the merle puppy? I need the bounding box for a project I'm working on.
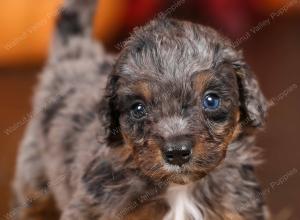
[13,0,269,219]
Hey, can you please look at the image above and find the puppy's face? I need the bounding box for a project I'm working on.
[101,19,266,184]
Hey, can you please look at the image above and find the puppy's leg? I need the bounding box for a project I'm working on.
[60,204,88,220]
[12,121,60,220]
[59,195,100,220]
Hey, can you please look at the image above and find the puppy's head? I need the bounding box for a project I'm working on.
[99,19,267,184]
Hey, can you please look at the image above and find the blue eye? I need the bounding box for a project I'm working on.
[203,93,221,110]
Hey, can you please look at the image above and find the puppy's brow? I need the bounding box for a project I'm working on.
[192,71,214,93]
[129,81,152,101]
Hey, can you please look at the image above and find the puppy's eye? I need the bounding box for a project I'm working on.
[131,103,147,119]
[203,93,221,110]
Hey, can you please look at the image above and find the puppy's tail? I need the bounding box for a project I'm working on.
[49,0,99,59]
[56,0,98,41]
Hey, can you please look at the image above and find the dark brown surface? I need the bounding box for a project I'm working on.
[244,16,300,219]
[0,68,40,216]
[0,17,299,220]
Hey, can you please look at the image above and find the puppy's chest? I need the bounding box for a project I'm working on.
[163,184,203,220]
[123,184,203,220]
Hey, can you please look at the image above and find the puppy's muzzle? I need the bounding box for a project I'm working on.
[162,137,193,166]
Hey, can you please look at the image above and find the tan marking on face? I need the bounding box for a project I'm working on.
[131,81,151,101]
[189,137,224,180]
[233,111,241,136]
[224,212,244,220]
[191,110,241,176]
[139,138,167,179]
[120,132,136,152]
[236,110,240,122]
[193,70,213,94]
[147,138,161,150]
[119,133,166,180]
[214,110,241,148]
[193,139,206,157]
[111,143,133,161]
[109,131,136,161]
[120,133,167,181]
[226,110,241,143]
[146,138,163,163]
[231,124,241,141]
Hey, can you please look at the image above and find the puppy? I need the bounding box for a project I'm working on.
[13,0,269,219]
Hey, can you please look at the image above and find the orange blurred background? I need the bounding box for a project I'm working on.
[0,0,300,219]
[0,0,297,68]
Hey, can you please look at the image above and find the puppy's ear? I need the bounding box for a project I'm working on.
[98,73,123,147]
[232,57,268,131]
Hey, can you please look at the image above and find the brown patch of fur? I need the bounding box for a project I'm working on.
[223,111,241,146]
[130,81,152,102]
[192,70,213,94]
[193,140,206,157]
[223,212,244,220]
[124,199,168,220]
[136,138,167,180]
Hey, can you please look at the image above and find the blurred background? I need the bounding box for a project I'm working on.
[0,0,299,219]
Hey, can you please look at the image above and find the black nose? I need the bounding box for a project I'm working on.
[163,138,193,166]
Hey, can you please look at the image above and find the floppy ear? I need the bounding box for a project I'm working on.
[232,58,268,131]
[98,73,123,147]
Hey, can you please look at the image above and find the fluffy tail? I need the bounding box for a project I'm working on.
[56,0,98,40]
[49,0,99,59]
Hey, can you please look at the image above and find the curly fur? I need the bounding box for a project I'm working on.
[13,0,269,219]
